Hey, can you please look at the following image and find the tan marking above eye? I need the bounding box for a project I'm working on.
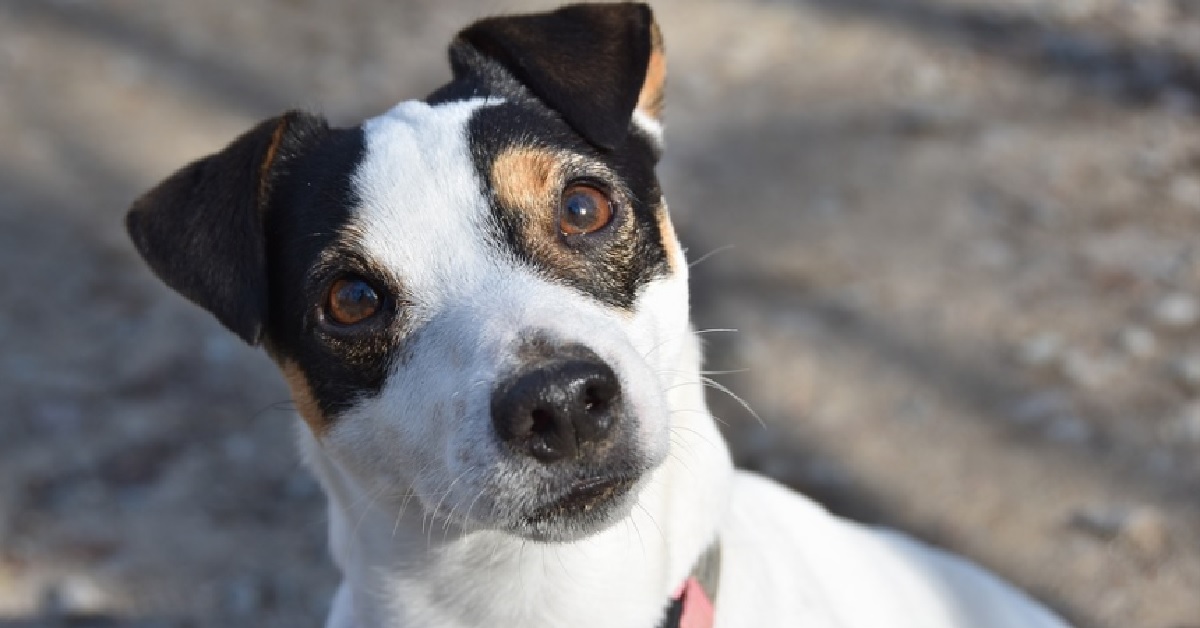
[491,147,561,216]
[326,277,381,326]
[559,184,613,236]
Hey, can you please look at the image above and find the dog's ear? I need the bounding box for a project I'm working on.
[452,2,666,151]
[125,111,328,345]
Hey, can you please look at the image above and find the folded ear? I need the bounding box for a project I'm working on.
[452,2,666,151]
[125,111,328,345]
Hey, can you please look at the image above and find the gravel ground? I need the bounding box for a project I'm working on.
[2,0,1199,626]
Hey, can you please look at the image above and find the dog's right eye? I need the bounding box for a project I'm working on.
[325,276,381,326]
[559,184,613,236]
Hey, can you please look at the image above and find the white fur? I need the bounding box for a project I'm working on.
[631,109,665,152]
[298,98,1069,628]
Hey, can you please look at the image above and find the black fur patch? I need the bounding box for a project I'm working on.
[260,127,407,420]
[452,3,654,151]
[126,111,327,344]
[468,98,670,311]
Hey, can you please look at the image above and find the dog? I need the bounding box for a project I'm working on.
[124,4,1070,627]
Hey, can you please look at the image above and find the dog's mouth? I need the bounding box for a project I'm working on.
[523,475,637,525]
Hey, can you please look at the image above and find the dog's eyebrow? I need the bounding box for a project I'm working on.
[490,146,563,214]
[489,146,630,214]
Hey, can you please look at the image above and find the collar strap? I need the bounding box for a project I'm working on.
[658,540,721,628]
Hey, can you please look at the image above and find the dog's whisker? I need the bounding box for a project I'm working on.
[668,406,733,426]
[426,466,475,546]
[666,450,695,479]
[628,510,647,559]
[657,367,750,377]
[393,489,418,539]
[349,484,389,539]
[686,243,734,268]
[692,328,739,336]
[668,433,701,462]
[517,540,529,593]
[670,425,720,450]
[664,379,761,427]
[663,380,701,393]
[640,333,681,363]
[393,462,441,538]
[456,487,488,533]
[698,376,765,427]
[634,501,666,546]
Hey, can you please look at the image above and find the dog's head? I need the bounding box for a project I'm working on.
[126,3,689,542]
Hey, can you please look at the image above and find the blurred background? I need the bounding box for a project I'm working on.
[1,0,1199,626]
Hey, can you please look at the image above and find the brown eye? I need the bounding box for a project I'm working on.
[559,184,613,236]
[326,277,381,326]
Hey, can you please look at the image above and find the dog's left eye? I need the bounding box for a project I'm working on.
[325,276,381,326]
[559,184,613,236]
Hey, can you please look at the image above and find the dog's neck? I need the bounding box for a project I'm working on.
[300,330,733,628]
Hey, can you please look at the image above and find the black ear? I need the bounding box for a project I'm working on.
[125,111,328,345]
[452,3,660,151]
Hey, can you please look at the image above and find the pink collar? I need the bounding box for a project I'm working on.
[659,540,721,628]
[671,576,716,628]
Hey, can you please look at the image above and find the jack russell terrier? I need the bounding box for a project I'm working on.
[125,3,1070,627]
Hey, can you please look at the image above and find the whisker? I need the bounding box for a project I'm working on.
[634,501,667,545]
[666,447,698,479]
[699,376,765,427]
[658,367,750,377]
[670,425,720,450]
[629,510,647,559]
[687,244,734,268]
[427,467,475,545]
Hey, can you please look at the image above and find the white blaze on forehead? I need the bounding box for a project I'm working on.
[353,98,503,306]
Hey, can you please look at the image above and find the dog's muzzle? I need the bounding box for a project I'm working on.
[491,343,622,463]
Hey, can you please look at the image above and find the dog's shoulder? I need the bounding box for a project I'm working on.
[715,473,1067,628]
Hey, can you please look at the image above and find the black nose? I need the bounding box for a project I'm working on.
[491,349,621,463]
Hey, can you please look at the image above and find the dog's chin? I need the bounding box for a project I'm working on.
[507,475,642,543]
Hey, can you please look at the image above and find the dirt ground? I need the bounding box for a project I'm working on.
[1,0,1198,626]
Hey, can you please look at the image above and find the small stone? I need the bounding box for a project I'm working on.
[1069,505,1169,558]
[971,239,1015,270]
[1018,333,1062,367]
[1118,325,1158,359]
[1169,174,1200,210]
[1164,401,1200,444]
[1153,292,1199,328]
[1007,391,1073,426]
[1043,414,1093,445]
[1161,88,1199,115]
[1145,449,1177,475]
[1069,505,1126,538]
[1120,508,1169,559]
[1060,350,1118,390]
[40,574,109,615]
[1170,355,1200,392]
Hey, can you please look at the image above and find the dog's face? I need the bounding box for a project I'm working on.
[126,4,690,542]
